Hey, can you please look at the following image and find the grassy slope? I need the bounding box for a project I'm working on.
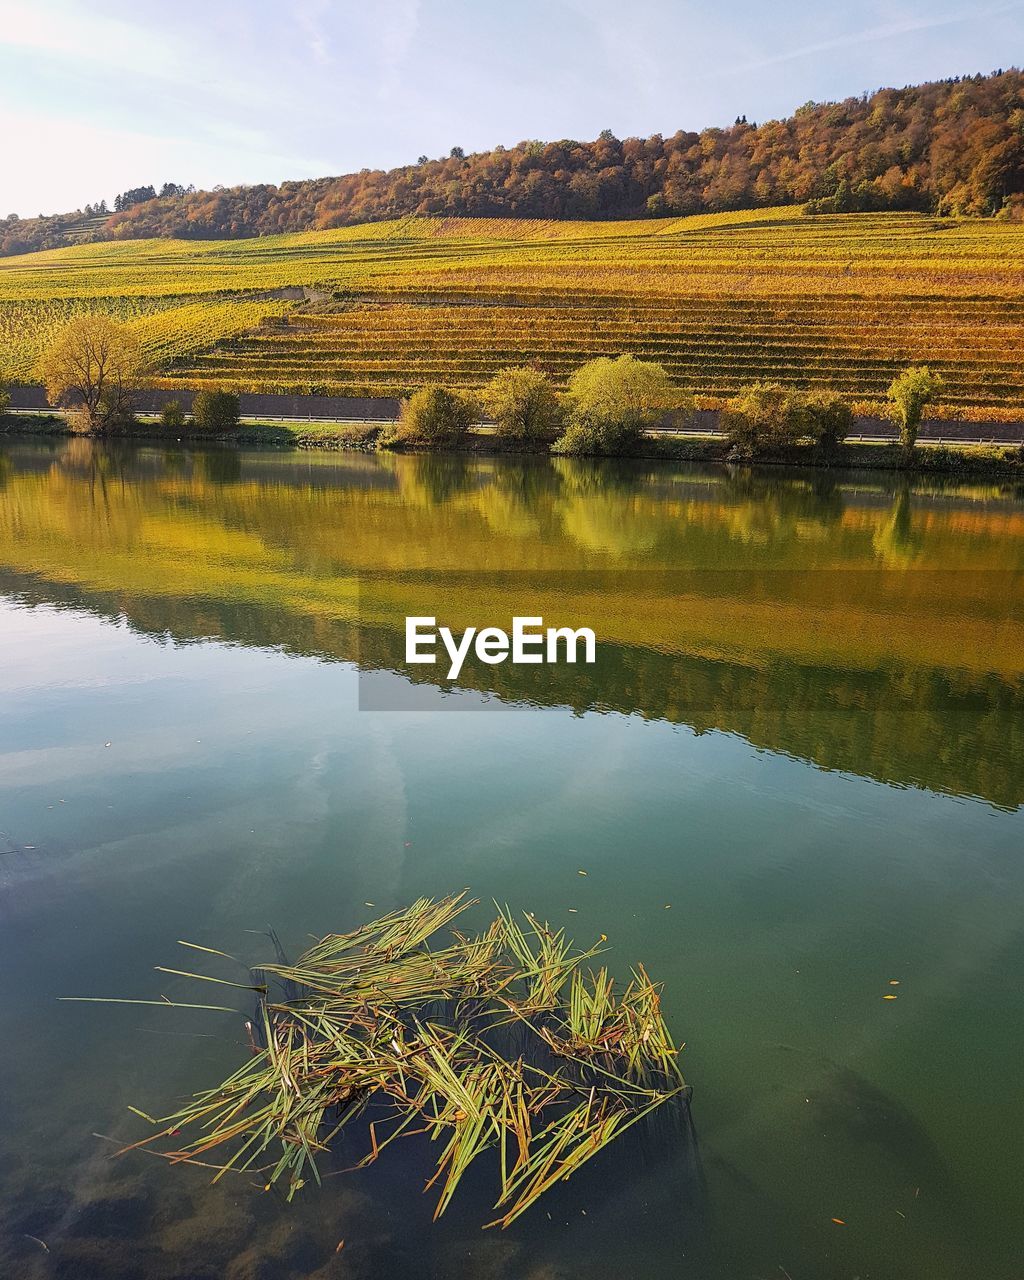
[1,209,1023,415]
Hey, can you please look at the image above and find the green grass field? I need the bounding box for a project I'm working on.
[2,209,1023,417]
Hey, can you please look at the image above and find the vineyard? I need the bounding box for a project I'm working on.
[2,209,1023,415]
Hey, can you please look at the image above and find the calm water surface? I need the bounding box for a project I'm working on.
[1,440,1022,1280]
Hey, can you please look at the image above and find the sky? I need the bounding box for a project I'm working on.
[0,0,1021,216]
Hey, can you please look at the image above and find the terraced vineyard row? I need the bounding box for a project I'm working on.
[169,294,1024,411]
[2,209,1023,415]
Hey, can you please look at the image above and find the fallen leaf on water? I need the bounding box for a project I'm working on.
[831,1217,846,1225]
[883,994,898,1000]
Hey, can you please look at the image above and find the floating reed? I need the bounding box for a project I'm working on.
[101,894,688,1227]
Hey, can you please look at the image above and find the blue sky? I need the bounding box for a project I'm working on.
[1,0,1021,216]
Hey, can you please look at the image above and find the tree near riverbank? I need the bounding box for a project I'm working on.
[554,355,675,455]
[160,399,186,430]
[723,383,855,457]
[722,382,807,456]
[39,315,143,431]
[390,385,478,446]
[804,393,854,452]
[482,366,563,442]
[192,389,240,433]
[887,366,945,451]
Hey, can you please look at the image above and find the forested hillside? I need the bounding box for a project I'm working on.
[3,70,1022,257]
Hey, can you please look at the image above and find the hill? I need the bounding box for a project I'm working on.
[2,70,1023,259]
[2,208,1023,417]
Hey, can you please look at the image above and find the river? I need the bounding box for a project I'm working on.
[1,440,1022,1279]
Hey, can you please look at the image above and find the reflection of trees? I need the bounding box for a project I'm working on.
[874,484,925,566]
[4,566,1022,810]
[198,449,243,485]
[557,490,658,556]
[552,458,659,556]
[352,628,1024,809]
[720,467,847,545]
[2,442,1024,808]
[475,461,550,540]
[398,453,474,506]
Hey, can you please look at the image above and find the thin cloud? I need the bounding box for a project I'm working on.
[296,0,333,67]
[0,0,274,115]
[720,2,1024,75]
[0,107,329,214]
[559,0,665,104]
[0,0,183,77]
[377,0,421,100]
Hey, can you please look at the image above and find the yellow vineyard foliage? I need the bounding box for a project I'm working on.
[1,208,1022,413]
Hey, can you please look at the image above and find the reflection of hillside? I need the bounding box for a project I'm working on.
[366,637,1024,810]
[1,442,1023,807]
[4,569,1022,808]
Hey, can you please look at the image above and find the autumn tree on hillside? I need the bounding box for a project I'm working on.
[39,315,144,430]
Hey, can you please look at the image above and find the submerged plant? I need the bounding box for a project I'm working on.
[81,894,688,1228]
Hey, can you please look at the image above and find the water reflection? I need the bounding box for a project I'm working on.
[1,441,1024,1280]
[1,441,1022,806]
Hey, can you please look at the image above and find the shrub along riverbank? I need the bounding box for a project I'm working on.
[4,350,1024,477]
[328,358,1024,477]
[3,409,1022,478]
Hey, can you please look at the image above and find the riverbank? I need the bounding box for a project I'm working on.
[0,414,382,450]
[3,412,1022,478]
[650,435,1024,478]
